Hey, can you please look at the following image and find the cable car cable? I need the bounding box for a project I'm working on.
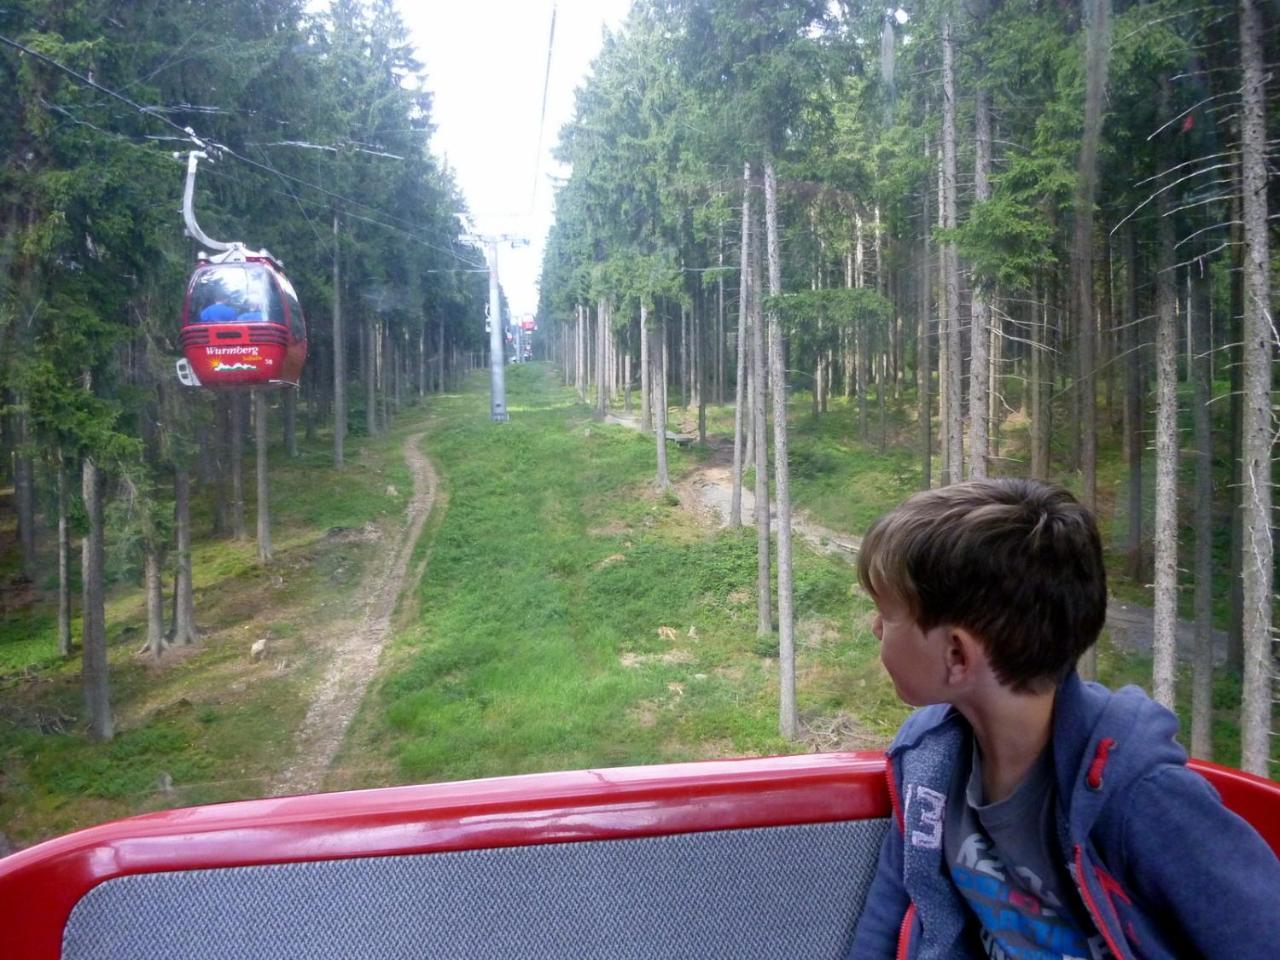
[530,3,557,213]
[0,31,482,268]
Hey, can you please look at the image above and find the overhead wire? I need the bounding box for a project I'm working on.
[530,3,558,213]
[0,30,483,269]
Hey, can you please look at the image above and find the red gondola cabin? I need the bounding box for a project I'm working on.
[179,255,307,389]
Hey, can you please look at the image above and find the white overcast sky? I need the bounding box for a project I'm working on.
[402,0,634,317]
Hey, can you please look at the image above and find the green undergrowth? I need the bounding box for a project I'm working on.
[0,412,415,846]
[334,365,901,790]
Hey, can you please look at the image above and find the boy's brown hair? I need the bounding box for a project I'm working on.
[858,478,1107,692]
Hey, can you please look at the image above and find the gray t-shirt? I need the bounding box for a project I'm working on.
[943,742,1112,960]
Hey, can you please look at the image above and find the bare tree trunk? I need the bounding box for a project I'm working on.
[1152,166,1179,710]
[730,164,752,528]
[919,131,933,490]
[230,393,247,539]
[942,19,963,483]
[752,207,771,638]
[624,346,632,412]
[1237,0,1273,775]
[365,316,378,437]
[640,303,651,431]
[1190,263,1213,759]
[57,451,73,656]
[1030,289,1049,479]
[696,303,707,443]
[144,535,165,659]
[717,223,726,404]
[764,155,796,740]
[1123,224,1144,579]
[680,302,689,409]
[255,391,272,563]
[172,463,199,646]
[436,315,445,396]
[937,148,951,483]
[1227,196,1245,672]
[14,413,36,579]
[81,455,112,741]
[856,214,869,441]
[969,85,992,479]
[649,306,670,492]
[596,299,608,417]
[1073,0,1110,511]
[333,211,346,469]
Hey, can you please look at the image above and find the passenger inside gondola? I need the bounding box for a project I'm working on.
[191,265,275,324]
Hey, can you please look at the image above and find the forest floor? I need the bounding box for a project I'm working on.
[0,365,1269,850]
[269,434,439,797]
[607,412,1228,664]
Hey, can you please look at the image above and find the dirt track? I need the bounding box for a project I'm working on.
[269,434,437,796]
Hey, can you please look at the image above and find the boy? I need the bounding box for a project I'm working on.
[846,478,1280,960]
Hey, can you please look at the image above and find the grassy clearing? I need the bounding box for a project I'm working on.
[0,415,416,846]
[333,366,904,791]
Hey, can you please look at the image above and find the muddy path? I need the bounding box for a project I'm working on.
[607,412,1225,663]
[270,433,438,797]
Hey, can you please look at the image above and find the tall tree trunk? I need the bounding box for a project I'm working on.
[919,131,933,490]
[649,307,670,491]
[937,147,951,482]
[255,391,272,563]
[57,451,72,657]
[1225,193,1245,671]
[730,162,752,527]
[172,463,199,646]
[144,534,165,660]
[596,299,608,417]
[1190,262,1213,759]
[81,455,111,741]
[1073,0,1111,511]
[680,302,689,409]
[969,86,992,479]
[229,393,247,540]
[1123,225,1144,579]
[751,207,771,638]
[333,211,346,469]
[764,155,796,740]
[365,316,378,437]
[717,223,726,404]
[1030,289,1050,479]
[696,303,707,443]
[1152,169,1179,711]
[1237,0,1273,775]
[942,19,963,483]
[14,414,37,580]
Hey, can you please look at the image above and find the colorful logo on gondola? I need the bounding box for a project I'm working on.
[207,346,268,372]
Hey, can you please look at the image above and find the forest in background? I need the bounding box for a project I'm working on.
[536,0,1279,773]
[0,0,1276,804]
[1,1,492,741]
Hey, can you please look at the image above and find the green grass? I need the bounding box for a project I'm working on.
[5,360,1273,847]
[0,411,421,846]
[336,365,902,789]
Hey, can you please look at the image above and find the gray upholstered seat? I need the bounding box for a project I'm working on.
[63,818,888,959]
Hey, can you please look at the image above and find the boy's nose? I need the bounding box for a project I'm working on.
[870,613,883,641]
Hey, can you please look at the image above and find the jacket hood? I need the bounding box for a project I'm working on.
[1052,671,1189,837]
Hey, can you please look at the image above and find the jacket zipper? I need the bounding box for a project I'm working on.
[887,754,915,959]
[896,902,917,960]
[1073,844,1128,959]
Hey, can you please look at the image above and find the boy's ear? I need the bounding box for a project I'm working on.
[943,626,987,686]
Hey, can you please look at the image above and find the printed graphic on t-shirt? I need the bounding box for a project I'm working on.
[949,832,1111,960]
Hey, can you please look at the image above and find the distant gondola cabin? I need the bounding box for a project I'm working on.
[180,256,307,388]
